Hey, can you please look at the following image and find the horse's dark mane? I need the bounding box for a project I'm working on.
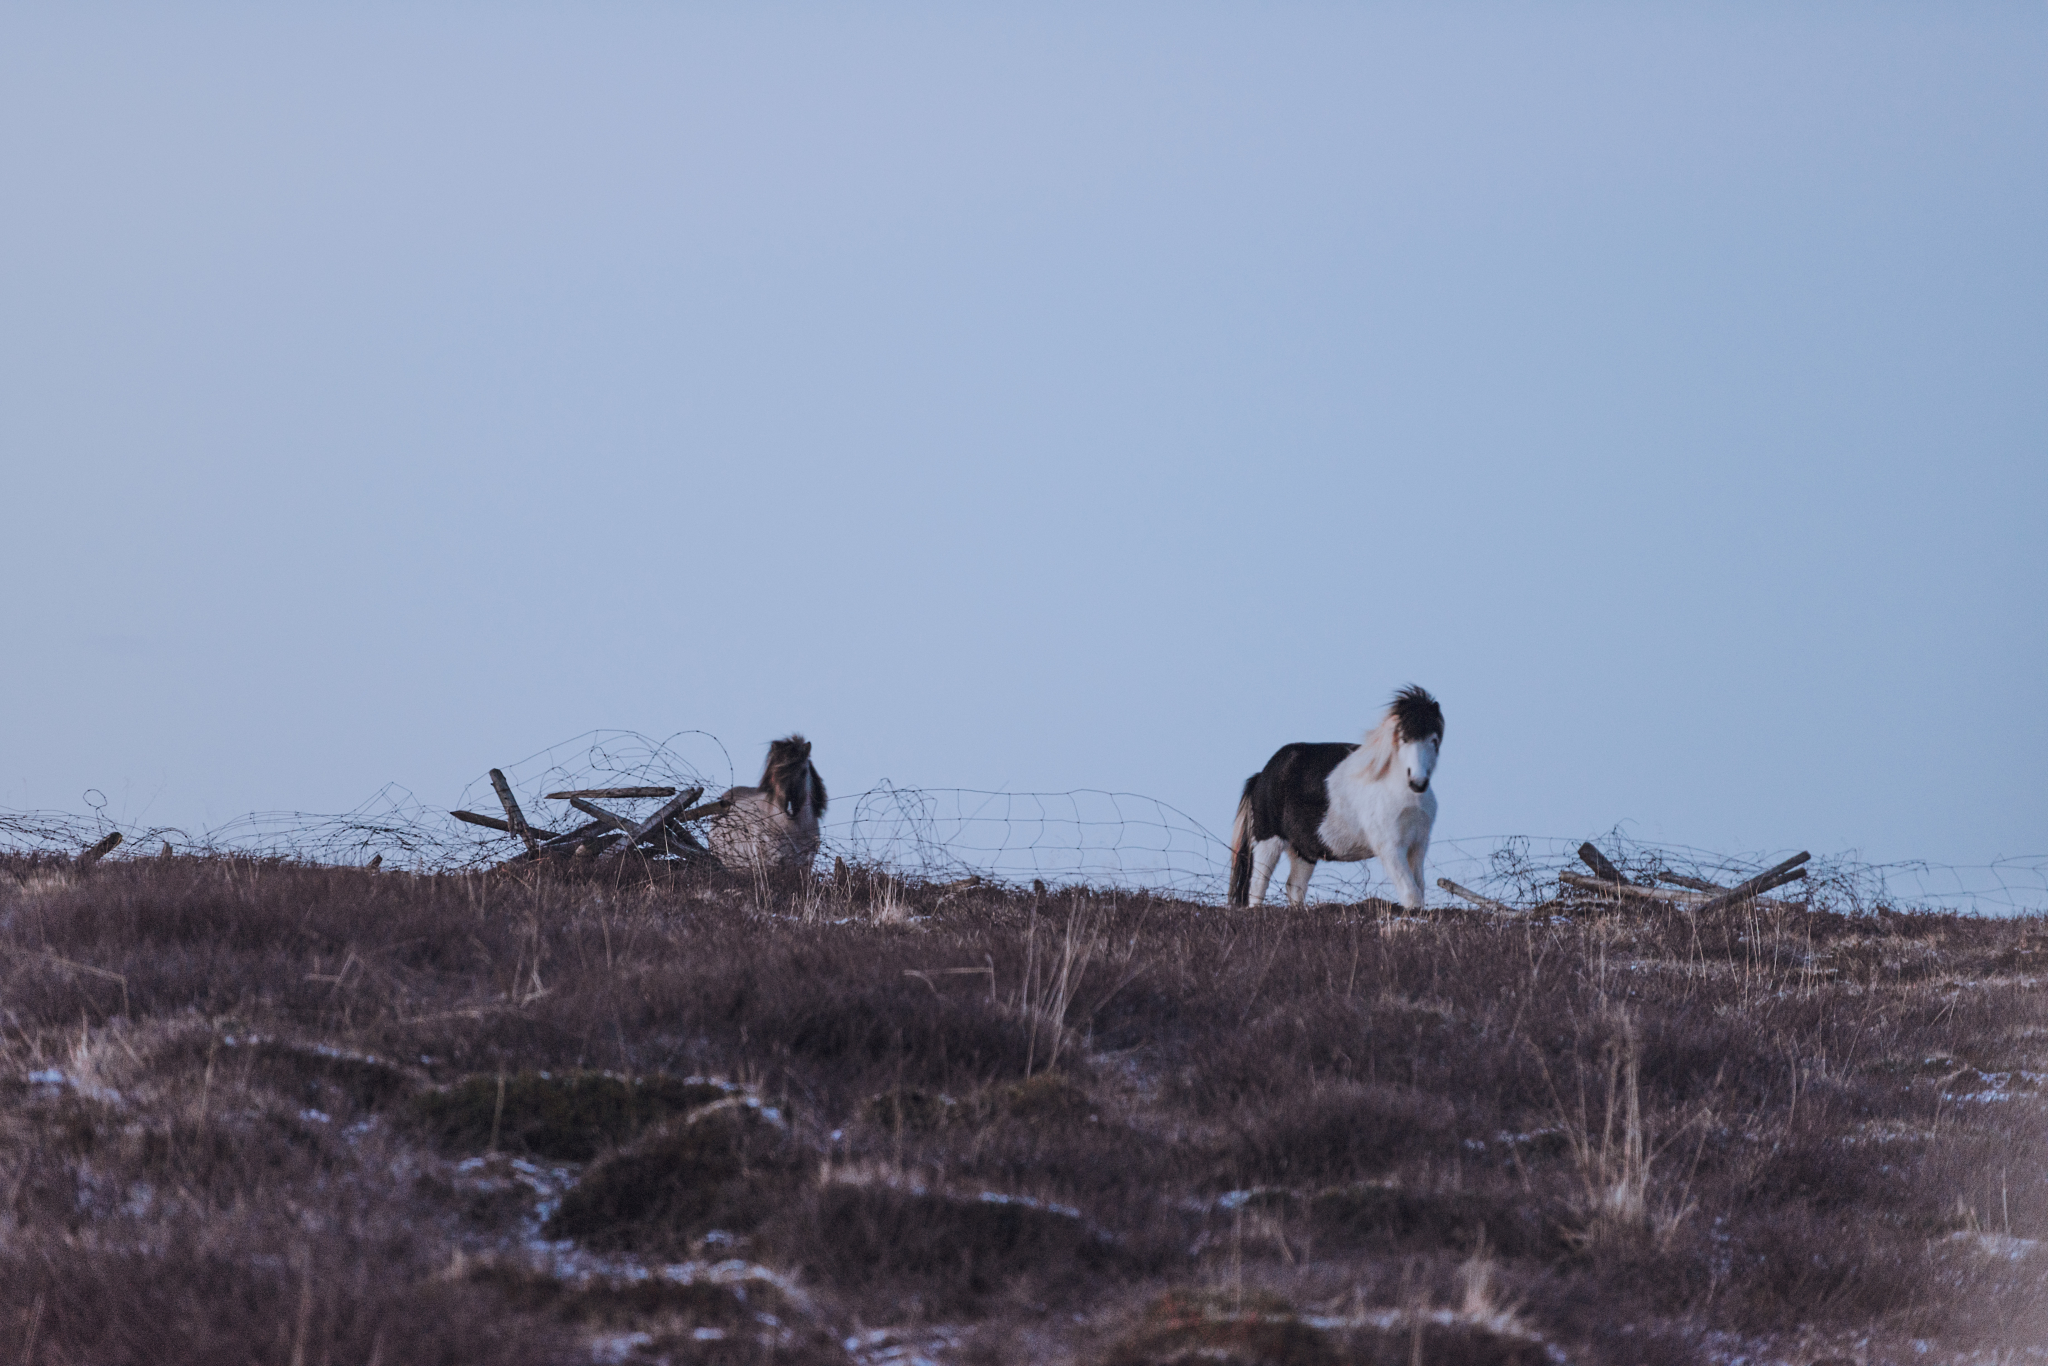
[759,734,826,819]
[1389,685,1444,745]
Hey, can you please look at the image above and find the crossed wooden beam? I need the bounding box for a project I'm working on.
[452,768,733,863]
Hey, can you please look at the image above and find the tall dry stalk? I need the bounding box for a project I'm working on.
[1020,898,1097,1077]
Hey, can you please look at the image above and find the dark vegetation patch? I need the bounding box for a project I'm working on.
[545,1103,809,1253]
[468,1261,847,1364]
[1099,1290,1554,1366]
[1306,1184,1574,1261]
[414,1069,731,1159]
[0,853,2043,1364]
[781,1183,1119,1316]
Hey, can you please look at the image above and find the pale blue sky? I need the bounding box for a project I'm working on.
[3,4,2043,871]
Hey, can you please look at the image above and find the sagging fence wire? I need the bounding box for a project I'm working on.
[3,729,2043,916]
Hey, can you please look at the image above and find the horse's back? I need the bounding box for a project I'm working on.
[1249,742,1358,858]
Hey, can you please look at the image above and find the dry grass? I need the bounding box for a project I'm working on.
[0,853,2043,1365]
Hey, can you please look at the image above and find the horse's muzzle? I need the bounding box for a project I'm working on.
[1408,777,1430,794]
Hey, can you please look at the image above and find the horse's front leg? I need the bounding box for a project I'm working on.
[1284,850,1316,908]
[1382,842,1425,911]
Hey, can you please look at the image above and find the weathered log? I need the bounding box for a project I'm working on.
[1656,872,1727,892]
[1695,854,1813,915]
[489,769,538,857]
[544,786,678,801]
[566,797,637,837]
[537,819,610,850]
[1577,842,1626,884]
[78,832,122,870]
[454,810,524,836]
[671,798,734,824]
[1437,877,1518,914]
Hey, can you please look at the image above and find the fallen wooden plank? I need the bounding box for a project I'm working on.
[1695,854,1813,914]
[1437,877,1518,914]
[1563,868,1805,907]
[1577,842,1626,884]
[1657,872,1728,892]
[78,832,122,870]
[489,769,539,856]
[601,790,703,860]
[1562,871,1714,904]
[544,786,678,801]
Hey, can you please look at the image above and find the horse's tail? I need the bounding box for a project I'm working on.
[1227,776,1259,907]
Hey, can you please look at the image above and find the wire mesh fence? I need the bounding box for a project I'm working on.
[4,730,2043,916]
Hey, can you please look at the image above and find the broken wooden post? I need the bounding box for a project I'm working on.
[160,841,174,860]
[1577,842,1626,884]
[600,789,704,860]
[489,769,539,857]
[365,854,383,872]
[78,831,122,871]
[1695,853,1812,915]
[1656,871,1726,892]
[453,810,523,835]
[1437,877,1517,914]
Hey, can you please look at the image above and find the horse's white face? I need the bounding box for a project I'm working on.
[1400,737,1439,794]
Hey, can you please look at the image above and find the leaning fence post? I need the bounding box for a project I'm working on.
[1578,842,1626,884]
[78,831,122,871]
[489,769,539,858]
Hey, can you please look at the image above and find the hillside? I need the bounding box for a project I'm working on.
[1,855,2042,1365]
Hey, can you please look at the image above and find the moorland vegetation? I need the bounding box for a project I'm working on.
[0,855,2042,1364]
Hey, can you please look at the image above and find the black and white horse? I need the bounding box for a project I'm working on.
[709,735,827,872]
[1228,687,1444,910]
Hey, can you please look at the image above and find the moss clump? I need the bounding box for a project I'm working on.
[863,1087,956,1132]
[544,1102,807,1253]
[994,1071,1092,1122]
[246,1039,419,1114]
[413,1071,731,1161]
[1101,1291,1339,1366]
[1306,1185,1569,1262]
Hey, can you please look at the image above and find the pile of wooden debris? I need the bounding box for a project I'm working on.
[454,768,732,865]
[1438,841,1811,915]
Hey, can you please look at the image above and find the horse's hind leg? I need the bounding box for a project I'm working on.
[1248,837,1285,905]
[1284,849,1316,908]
